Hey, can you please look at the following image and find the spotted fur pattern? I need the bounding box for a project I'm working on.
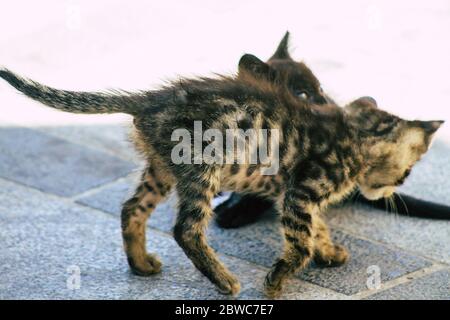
[121,158,173,276]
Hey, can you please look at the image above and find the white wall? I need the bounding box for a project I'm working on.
[0,0,449,136]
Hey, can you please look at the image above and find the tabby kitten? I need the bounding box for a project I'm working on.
[0,66,442,297]
[216,32,450,229]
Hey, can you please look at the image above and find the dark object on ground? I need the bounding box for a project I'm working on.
[215,192,450,229]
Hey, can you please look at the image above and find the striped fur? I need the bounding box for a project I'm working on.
[0,68,148,115]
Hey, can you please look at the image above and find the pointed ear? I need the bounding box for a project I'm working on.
[414,120,445,135]
[238,54,270,77]
[269,31,292,60]
[345,96,378,116]
[356,96,378,108]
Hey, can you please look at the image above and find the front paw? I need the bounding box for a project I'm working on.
[128,253,162,276]
[264,270,284,298]
[214,270,241,296]
[264,260,289,298]
[314,244,349,267]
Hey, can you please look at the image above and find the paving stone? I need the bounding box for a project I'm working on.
[37,124,141,164]
[0,179,341,300]
[297,231,432,295]
[365,270,450,300]
[206,217,431,295]
[327,204,450,264]
[0,127,136,197]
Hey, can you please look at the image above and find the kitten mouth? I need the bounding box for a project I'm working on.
[360,186,395,200]
[361,192,382,201]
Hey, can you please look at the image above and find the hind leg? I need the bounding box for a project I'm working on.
[173,170,240,295]
[313,215,349,267]
[121,165,173,276]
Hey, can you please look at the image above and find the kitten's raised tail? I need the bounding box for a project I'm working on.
[0,68,147,115]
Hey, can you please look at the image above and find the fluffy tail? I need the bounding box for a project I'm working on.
[0,68,148,115]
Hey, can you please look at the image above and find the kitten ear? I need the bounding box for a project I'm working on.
[414,120,445,135]
[238,54,270,77]
[344,96,378,116]
[269,31,292,60]
[353,96,378,108]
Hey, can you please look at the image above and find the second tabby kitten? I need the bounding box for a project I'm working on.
[216,32,450,229]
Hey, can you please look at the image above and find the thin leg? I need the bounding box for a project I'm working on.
[264,190,315,297]
[121,165,172,276]
[174,175,240,295]
[313,215,349,267]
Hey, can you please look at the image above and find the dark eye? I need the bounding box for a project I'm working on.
[294,90,308,100]
[395,169,412,186]
[371,183,386,189]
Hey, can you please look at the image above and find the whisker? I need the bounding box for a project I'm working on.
[396,193,409,216]
[355,190,362,204]
[389,195,399,221]
[387,196,394,220]
[393,196,399,215]
[386,196,391,212]
[384,197,389,214]
[347,190,357,204]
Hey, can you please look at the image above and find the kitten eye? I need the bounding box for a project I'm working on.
[371,183,386,189]
[395,169,412,186]
[295,90,308,100]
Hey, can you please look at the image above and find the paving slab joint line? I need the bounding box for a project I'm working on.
[349,264,447,299]
[147,225,277,274]
[328,221,449,266]
[69,170,140,201]
[0,176,123,224]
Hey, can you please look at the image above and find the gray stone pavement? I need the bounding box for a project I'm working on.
[0,124,448,300]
